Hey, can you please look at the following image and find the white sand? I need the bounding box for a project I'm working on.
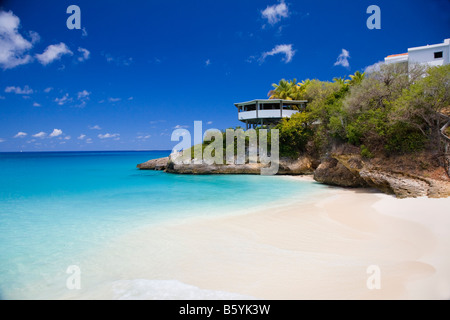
[70,180,450,300]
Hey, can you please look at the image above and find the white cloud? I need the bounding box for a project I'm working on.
[64,136,71,140]
[0,11,34,69]
[32,131,46,138]
[108,97,121,102]
[89,125,101,130]
[0,138,5,143]
[86,138,93,144]
[36,42,72,65]
[334,49,350,68]
[128,96,133,100]
[205,59,211,66]
[77,134,86,140]
[29,30,40,44]
[49,129,63,138]
[246,55,257,63]
[260,44,295,63]
[32,102,41,107]
[207,121,213,125]
[5,85,33,94]
[55,93,71,105]
[98,133,120,139]
[105,54,114,63]
[77,47,90,62]
[137,135,151,140]
[173,125,189,129]
[14,132,27,138]
[261,1,289,25]
[82,27,88,37]
[104,53,133,66]
[44,87,53,93]
[364,61,384,74]
[77,90,90,100]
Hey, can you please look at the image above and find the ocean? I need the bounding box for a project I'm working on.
[0,151,327,299]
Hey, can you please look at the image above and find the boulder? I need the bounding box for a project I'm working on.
[313,158,366,187]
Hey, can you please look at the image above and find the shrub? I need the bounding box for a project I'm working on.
[360,145,374,159]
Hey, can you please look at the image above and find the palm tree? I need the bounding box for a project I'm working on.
[332,76,349,85]
[348,71,365,86]
[268,79,294,100]
[268,78,304,100]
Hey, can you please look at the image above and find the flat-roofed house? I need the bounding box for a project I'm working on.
[234,99,307,129]
[384,38,450,69]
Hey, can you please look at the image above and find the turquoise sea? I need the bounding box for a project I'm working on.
[0,151,327,299]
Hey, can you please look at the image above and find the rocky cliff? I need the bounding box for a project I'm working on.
[314,154,450,198]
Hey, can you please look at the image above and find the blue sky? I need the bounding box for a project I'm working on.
[0,0,449,151]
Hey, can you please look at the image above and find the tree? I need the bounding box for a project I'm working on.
[268,79,304,100]
[332,76,349,86]
[276,112,313,157]
[348,71,365,86]
[392,64,450,148]
[268,79,293,100]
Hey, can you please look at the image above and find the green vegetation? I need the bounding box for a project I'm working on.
[273,64,450,158]
[277,112,313,157]
[189,127,276,161]
[191,65,449,161]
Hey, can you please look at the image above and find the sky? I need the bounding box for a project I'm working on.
[0,0,449,151]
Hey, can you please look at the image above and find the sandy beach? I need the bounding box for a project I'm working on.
[71,177,450,300]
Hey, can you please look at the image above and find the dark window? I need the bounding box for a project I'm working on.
[434,51,443,59]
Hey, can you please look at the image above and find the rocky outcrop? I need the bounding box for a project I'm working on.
[137,157,169,171]
[137,156,317,175]
[318,154,450,199]
[166,156,319,175]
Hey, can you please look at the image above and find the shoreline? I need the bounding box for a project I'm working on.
[67,178,450,300]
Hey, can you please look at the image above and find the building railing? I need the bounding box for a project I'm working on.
[238,109,298,121]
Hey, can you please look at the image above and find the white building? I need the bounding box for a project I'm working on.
[385,38,450,68]
[234,99,307,129]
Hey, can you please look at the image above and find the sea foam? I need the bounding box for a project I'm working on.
[111,279,255,300]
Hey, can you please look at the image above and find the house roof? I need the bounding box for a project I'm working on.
[234,99,307,108]
[385,53,408,58]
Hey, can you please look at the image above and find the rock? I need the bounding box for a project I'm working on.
[136,157,169,170]
[313,158,366,187]
[165,156,316,175]
[317,154,450,198]
[279,156,316,174]
[166,161,263,174]
[138,155,316,175]
[358,170,428,198]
